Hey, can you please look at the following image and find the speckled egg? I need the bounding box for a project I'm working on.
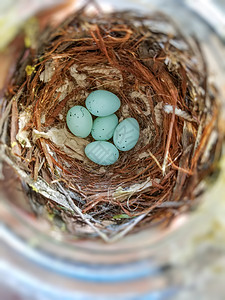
[85,90,121,117]
[85,141,119,165]
[66,105,93,138]
[113,117,140,151]
[91,114,118,141]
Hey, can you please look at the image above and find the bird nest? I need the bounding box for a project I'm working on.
[0,3,222,242]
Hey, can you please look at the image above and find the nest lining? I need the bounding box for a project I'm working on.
[0,4,222,241]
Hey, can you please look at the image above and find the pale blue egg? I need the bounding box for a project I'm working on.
[66,105,93,138]
[91,114,118,141]
[85,90,121,117]
[113,118,140,151]
[85,141,119,165]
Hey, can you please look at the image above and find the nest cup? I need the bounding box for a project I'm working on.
[0,2,222,242]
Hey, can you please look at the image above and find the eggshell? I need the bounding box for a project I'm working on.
[85,90,121,117]
[85,141,119,165]
[113,118,140,151]
[91,114,118,141]
[66,105,93,138]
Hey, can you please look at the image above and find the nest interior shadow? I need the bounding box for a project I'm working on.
[0,3,222,241]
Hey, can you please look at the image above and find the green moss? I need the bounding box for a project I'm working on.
[25,65,36,76]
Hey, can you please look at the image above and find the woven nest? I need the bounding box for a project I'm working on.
[0,3,222,241]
